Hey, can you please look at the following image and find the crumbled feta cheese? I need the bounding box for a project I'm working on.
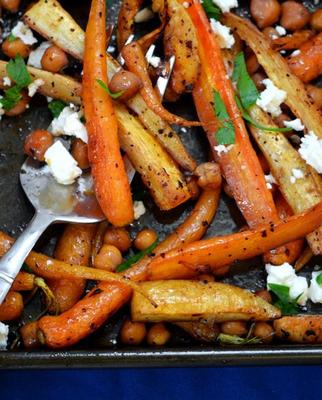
[283,118,304,131]
[2,76,11,86]
[256,79,287,117]
[299,131,322,174]
[27,78,44,97]
[46,96,53,103]
[275,25,286,36]
[290,49,301,57]
[133,200,146,220]
[265,174,277,185]
[27,41,51,68]
[308,272,322,303]
[210,19,235,49]
[44,141,82,185]
[180,127,187,133]
[212,0,238,13]
[107,45,116,53]
[11,21,37,45]
[149,56,161,68]
[51,106,88,143]
[214,144,234,155]
[280,50,286,55]
[289,276,308,306]
[290,168,304,185]
[266,182,272,190]
[0,322,9,350]
[134,7,154,23]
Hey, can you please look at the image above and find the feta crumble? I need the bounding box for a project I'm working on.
[256,79,287,117]
[275,25,286,36]
[290,168,304,184]
[299,131,322,174]
[133,200,146,220]
[50,106,88,143]
[212,0,238,13]
[27,41,51,68]
[149,56,161,68]
[28,78,44,97]
[2,76,11,86]
[0,322,9,350]
[214,144,234,155]
[265,174,277,185]
[11,21,37,45]
[210,19,235,49]
[134,7,154,23]
[308,272,322,303]
[283,118,304,131]
[44,141,82,185]
[290,49,301,57]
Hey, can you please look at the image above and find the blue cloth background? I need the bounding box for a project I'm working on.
[1,366,320,399]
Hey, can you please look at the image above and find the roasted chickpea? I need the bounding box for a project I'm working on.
[20,321,40,349]
[311,9,322,32]
[246,53,260,75]
[134,229,158,251]
[41,45,69,73]
[24,129,53,161]
[194,162,222,191]
[2,37,30,59]
[280,2,310,32]
[93,244,123,271]
[0,0,21,12]
[220,321,248,336]
[103,227,131,253]
[147,323,171,346]
[250,0,281,29]
[306,84,322,109]
[71,139,89,169]
[251,72,266,91]
[255,289,272,303]
[253,322,275,343]
[109,70,142,101]
[5,91,29,116]
[120,319,146,345]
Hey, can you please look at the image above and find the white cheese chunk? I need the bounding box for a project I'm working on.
[275,25,287,36]
[50,106,88,143]
[0,322,9,350]
[28,78,44,97]
[133,200,146,220]
[214,144,234,155]
[290,49,301,57]
[134,7,154,23]
[210,19,235,49]
[283,118,304,131]
[265,174,277,185]
[299,131,322,174]
[212,0,238,13]
[11,21,37,45]
[44,141,82,185]
[2,76,11,86]
[289,276,308,306]
[149,56,161,68]
[308,271,322,303]
[290,168,304,184]
[256,79,287,117]
[27,41,51,68]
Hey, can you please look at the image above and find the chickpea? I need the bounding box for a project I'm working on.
[194,162,222,191]
[220,321,248,336]
[2,37,30,59]
[93,244,123,271]
[24,129,53,161]
[71,139,89,169]
[280,2,310,32]
[251,72,266,91]
[306,84,322,109]
[147,323,171,346]
[109,70,142,101]
[0,0,21,12]
[5,91,29,117]
[103,227,131,253]
[250,0,281,29]
[20,321,40,349]
[311,9,322,32]
[253,322,275,343]
[255,289,272,303]
[246,53,260,75]
[263,27,279,41]
[41,45,69,73]
[134,229,157,251]
[120,319,146,345]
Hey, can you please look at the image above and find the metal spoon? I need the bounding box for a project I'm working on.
[0,157,105,304]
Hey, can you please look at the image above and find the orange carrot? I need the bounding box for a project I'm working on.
[12,271,35,291]
[0,291,24,321]
[82,0,133,226]
[117,0,144,50]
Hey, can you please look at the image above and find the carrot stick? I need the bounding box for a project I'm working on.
[12,271,35,291]
[117,0,144,50]
[82,0,133,226]
[0,291,23,321]
[272,30,314,51]
[145,201,322,280]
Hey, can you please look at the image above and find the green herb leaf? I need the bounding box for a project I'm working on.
[116,239,158,273]
[8,33,17,42]
[0,85,22,111]
[96,79,124,99]
[7,55,32,88]
[268,283,301,316]
[217,333,262,345]
[213,90,235,145]
[202,0,221,20]
[48,100,67,118]
[316,273,322,286]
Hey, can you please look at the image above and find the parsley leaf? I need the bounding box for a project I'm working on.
[213,90,235,145]
[316,273,322,286]
[96,79,124,99]
[116,239,158,272]
[202,0,221,20]
[268,283,301,316]
[48,100,67,118]
[8,33,17,42]
[7,55,32,88]
[0,86,22,111]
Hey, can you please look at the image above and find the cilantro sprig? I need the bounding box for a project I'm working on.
[8,33,16,42]
[96,79,124,99]
[202,0,221,20]
[116,239,158,273]
[48,100,67,118]
[213,90,235,145]
[268,283,301,316]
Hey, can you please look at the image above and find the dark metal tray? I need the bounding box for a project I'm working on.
[0,0,322,369]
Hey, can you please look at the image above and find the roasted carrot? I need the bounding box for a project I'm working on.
[117,0,144,50]
[12,271,35,291]
[271,30,314,51]
[274,316,322,343]
[20,321,40,349]
[0,291,24,321]
[38,281,132,348]
[122,41,201,127]
[145,201,322,280]
[82,0,133,226]
[287,33,322,83]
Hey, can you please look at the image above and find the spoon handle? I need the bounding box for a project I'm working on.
[0,212,54,304]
